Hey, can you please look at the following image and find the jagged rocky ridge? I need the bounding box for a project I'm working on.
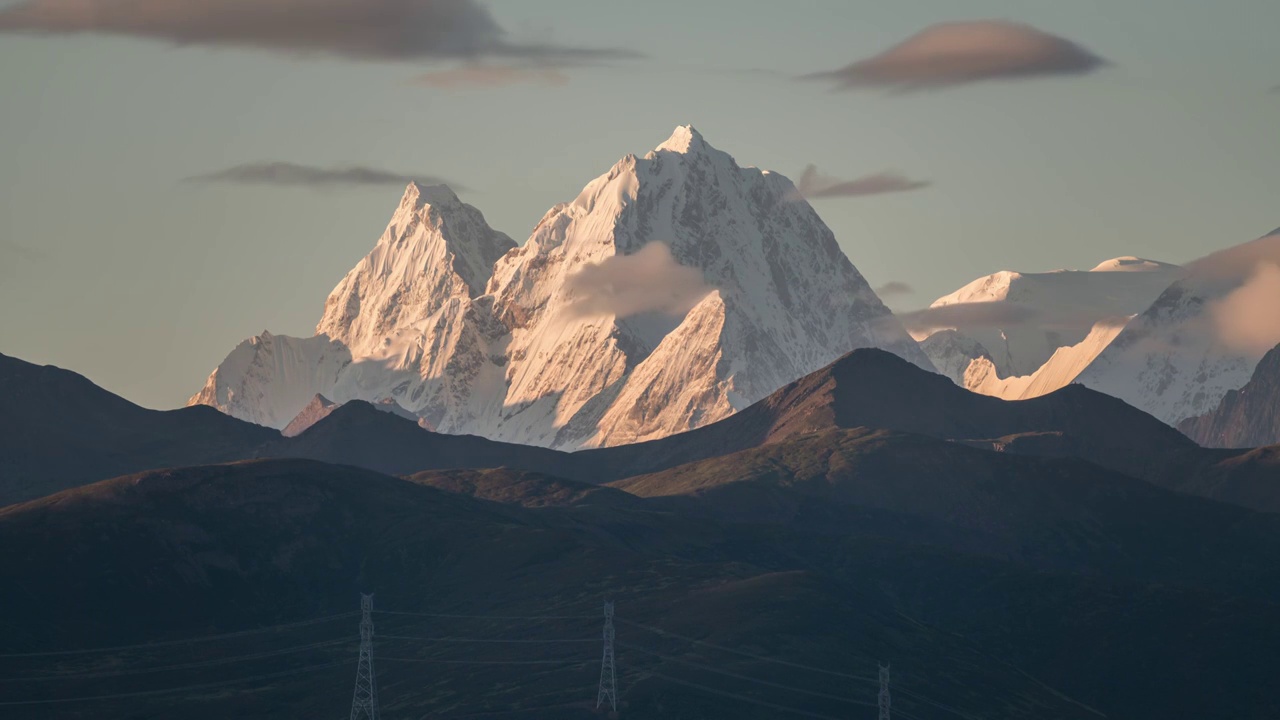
[1178,343,1280,448]
[190,126,933,448]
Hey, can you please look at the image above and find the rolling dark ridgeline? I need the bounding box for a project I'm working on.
[3,350,1280,718]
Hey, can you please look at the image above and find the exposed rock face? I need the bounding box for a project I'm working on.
[190,127,933,448]
[1178,344,1280,448]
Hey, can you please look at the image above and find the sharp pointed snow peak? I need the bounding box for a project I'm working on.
[398,181,463,211]
[653,124,710,155]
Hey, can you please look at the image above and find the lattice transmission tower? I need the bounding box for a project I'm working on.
[596,600,618,712]
[878,662,891,720]
[349,594,381,720]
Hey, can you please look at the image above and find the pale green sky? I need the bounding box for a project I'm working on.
[1,0,1277,408]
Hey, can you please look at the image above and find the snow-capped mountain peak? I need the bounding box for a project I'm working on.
[315,182,515,356]
[192,126,934,449]
[653,124,707,155]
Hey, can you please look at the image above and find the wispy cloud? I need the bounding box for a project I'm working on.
[416,64,569,88]
[792,165,930,200]
[875,281,914,298]
[804,20,1106,92]
[564,242,713,320]
[0,240,45,277]
[897,302,1039,334]
[1211,262,1280,355]
[0,0,635,63]
[183,162,464,190]
[1182,230,1280,355]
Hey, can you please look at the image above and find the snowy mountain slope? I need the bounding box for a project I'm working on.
[315,182,515,356]
[188,332,352,429]
[919,330,992,385]
[1073,230,1280,425]
[923,257,1181,378]
[191,127,933,447]
[482,126,934,447]
[965,316,1129,400]
[191,184,515,434]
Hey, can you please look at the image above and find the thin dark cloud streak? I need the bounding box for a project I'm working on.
[792,166,931,200]
[183,162,466,190]
[0,240,45,277]
[804,20,1106,92]
[875,281,914,298]
[416,63,569,88]
[0,0,636,63]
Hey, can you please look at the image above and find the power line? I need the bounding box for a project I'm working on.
[0,659,349,706]
[895,686,983,720]
[375,610,597,620]
[376,657,583,666]
[0,611,358,658]
[444,693,597,718]
[0,638,352,682]
[617,620,878,683]
[646,671,847,720]
[377,634,596,645]
[619,642,876,708]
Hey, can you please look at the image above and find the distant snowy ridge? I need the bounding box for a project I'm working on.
[922,256,1181,379]
[964,316,1129,400]
[1073,230,1280,425]
[191,126,933,448]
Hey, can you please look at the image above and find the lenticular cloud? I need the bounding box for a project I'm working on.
[0,0,630,62]
[807,20,1106,91]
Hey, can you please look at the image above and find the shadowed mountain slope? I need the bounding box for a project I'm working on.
[6,349,1278,512]
[2,459,1280,719]
[1179,343,1280,449]
[0,352,278,505]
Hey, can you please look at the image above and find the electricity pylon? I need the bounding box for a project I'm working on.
[596,600,618,712]
[878,663,891,720]
[349,594,380,720]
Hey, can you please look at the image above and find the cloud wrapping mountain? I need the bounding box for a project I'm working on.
[0,0,630,62]
[184,162,462,189]
[808,20,1105,91]
[1210,262,1280,355]
[563,242,714,320]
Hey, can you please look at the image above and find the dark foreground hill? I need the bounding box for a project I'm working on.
[1,459,1280,719]
[0,352,278,504]
[6,349,1280,514]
